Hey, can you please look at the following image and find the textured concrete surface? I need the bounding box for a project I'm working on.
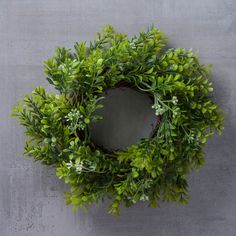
[90,87,157,151]
[0,0,236,235]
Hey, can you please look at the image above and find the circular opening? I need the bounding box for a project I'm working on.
[90,87,158,152]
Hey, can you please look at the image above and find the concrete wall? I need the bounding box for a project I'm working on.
[0,0,236,235]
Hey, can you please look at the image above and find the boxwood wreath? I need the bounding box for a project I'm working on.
[13,25,224,215]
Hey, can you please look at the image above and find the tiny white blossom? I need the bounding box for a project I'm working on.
[172,96,178,105]
[66,161,73,169]
[75,161,84,173]
[58,64,65,70]
[140,194,149,201]
[188,131,196,143]
[76,165,83,173]
[65,109,86,131]
[152,103,165,116]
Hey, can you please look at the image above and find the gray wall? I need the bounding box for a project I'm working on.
[0,0,236,235]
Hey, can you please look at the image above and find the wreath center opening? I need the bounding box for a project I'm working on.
[90,87,157,152]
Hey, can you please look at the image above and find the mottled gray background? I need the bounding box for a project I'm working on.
[0,0,235,235]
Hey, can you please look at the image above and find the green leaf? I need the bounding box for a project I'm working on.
[151,171,157,178]
[201,137,206,143]
[161,149,168,155]
[132,170,139,178]
[84,118,90,124]
[146,67,154,74]
[51,137,57,143]
[97,58,103,66]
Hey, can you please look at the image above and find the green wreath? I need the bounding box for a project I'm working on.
[13,25,224,215]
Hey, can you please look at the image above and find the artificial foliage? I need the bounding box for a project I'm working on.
[13,25,224,215]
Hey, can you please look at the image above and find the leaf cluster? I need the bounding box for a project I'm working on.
[13,25,224,215]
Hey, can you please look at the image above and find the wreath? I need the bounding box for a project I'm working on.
[13,25,224,215]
